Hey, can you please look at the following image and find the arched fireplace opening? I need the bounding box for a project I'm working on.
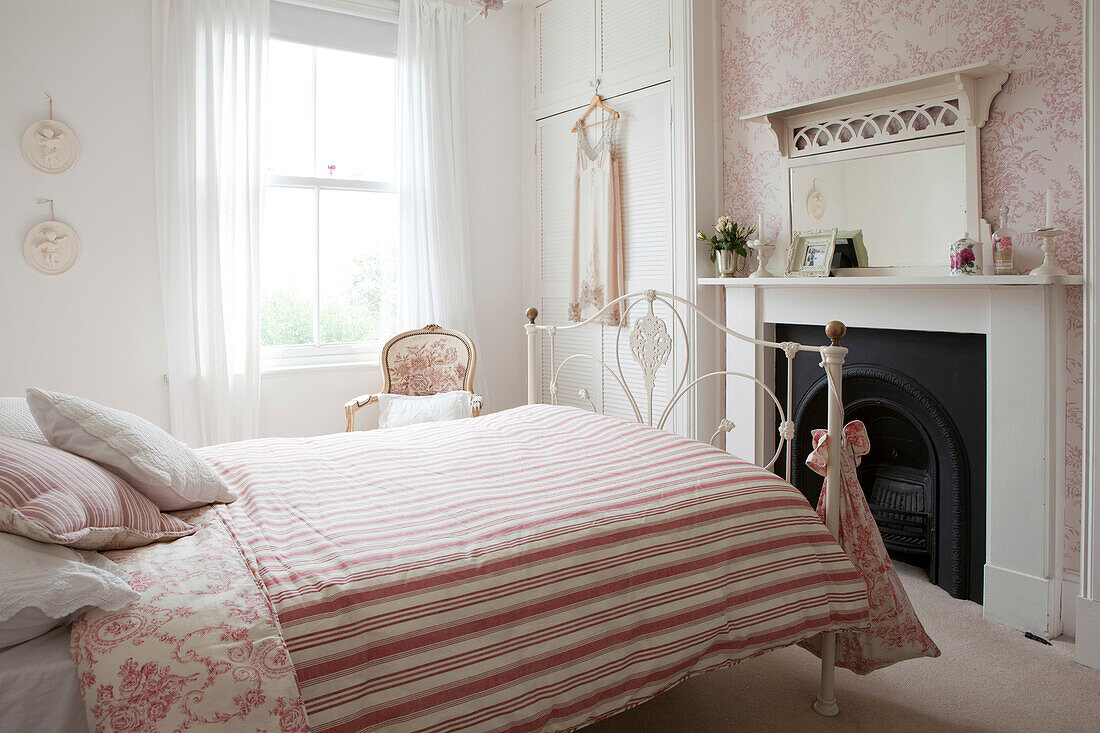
[792,367,970,598]
[776,325,986,603]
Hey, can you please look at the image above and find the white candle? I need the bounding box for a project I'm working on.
[756,213,764,239]
[1046,187,1055,229]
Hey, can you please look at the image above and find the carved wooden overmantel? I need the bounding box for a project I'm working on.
[742,62,1009,263]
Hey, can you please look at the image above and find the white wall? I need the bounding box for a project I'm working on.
[0,0,170,428]
[260,364,382,435]
[464,4,527,413]
[0,0,526,439]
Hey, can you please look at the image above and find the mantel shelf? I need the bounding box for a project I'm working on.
[698,274,1083,288]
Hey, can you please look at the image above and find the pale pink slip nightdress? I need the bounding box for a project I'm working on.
[569,116,624,326]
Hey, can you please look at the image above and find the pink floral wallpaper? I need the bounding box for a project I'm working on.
[719,0,1084,575]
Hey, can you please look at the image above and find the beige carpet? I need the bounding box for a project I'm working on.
[586,564,1100,732]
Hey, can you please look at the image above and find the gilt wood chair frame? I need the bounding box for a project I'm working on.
[523,289,849,717]
[344,324,481,431]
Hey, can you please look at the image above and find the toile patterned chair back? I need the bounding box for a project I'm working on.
[380,326,477,396]
[344,325,480,430]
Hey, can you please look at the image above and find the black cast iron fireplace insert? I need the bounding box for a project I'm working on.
[775,325,986,603]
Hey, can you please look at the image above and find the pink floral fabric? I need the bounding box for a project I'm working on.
[799,420,941,674]
[385,333,470,396]
[69,508,308,733]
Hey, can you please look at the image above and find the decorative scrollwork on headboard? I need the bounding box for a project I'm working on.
[628,292,674,425]
[525,290,847,481]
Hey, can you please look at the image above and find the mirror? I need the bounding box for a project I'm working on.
[789,145,968,268]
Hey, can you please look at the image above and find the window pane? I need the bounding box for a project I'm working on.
[261,187,316,347]
[315,49,395,181]
[266,40,314,175]
[318,189,397,344]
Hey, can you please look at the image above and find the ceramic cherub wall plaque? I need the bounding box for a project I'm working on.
[21,119,80,174]
[23,217,80,275]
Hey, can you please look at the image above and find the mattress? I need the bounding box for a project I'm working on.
[0,625,86,733]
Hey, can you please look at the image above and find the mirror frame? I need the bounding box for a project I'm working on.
[742,62,1009,274]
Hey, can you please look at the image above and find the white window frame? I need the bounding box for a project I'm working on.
[261,14,398,369]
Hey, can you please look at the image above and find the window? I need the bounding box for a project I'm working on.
[261,8,398,367]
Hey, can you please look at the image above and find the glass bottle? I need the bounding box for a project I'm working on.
[992,206,1018,275]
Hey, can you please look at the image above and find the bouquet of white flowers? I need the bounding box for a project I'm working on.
[697,216,755,262]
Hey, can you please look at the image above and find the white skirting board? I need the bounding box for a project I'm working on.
[983,564,1057,637]
[1076,596,1100,669]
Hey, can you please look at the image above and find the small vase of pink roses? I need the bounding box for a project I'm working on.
[699,216,755,277]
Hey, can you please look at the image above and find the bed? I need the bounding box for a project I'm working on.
[39,290,868,732]
[0,626,86,732]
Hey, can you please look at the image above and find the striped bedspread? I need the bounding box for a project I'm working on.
[199,405,869,732]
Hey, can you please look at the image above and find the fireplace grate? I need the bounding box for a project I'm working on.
[861,466,932,555]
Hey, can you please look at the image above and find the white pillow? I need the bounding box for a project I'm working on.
[26,388,236,511]
[0,532,139,649]
[0,397,47,444]
[377,391,474,429]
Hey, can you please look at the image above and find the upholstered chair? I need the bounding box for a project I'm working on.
[344,325,481,431]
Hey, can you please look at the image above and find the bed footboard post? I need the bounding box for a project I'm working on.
[526,307,539,405]
[815,320,848,718]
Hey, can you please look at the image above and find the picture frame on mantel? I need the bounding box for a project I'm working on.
[787,228,838,276]
[832,229,867,268]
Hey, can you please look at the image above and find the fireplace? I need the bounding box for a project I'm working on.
[775,324,986,603]
[713,277,1072,634]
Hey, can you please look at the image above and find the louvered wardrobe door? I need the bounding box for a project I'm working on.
[533,84,675,426]
[600,82,676,430]
[535,113,602,411]
[598,0,671,90]
[534,0,597,112]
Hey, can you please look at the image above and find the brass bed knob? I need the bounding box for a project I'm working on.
[826,320,846,346]
[526,306,539,324]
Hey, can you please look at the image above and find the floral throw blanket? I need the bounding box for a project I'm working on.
[69,508,308,733]
[798,420,941,673]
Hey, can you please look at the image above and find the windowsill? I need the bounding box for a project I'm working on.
[261,359,380,376]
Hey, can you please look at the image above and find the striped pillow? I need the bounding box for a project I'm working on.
[0,437,195,550]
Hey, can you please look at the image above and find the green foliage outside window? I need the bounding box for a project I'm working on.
[261,252,395,347]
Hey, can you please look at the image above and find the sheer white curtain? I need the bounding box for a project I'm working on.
[152,0,267,447]
[396,0,478,340]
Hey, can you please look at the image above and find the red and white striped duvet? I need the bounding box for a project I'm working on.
[199,405,869,732]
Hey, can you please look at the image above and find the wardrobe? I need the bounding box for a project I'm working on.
[521,0,721,438]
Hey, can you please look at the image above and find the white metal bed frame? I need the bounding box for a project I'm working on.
[524,289,849,717]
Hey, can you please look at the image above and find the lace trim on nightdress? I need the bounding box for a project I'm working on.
[569,281,621,326]
[576,116,619,162]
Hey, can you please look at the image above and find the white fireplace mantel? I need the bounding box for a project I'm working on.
[699,274,1083,288]
[701,274,1082,637]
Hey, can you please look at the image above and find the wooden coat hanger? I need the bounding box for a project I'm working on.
[571,92,620,133]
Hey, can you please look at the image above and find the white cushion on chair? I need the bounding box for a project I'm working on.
[377,391,474,429]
